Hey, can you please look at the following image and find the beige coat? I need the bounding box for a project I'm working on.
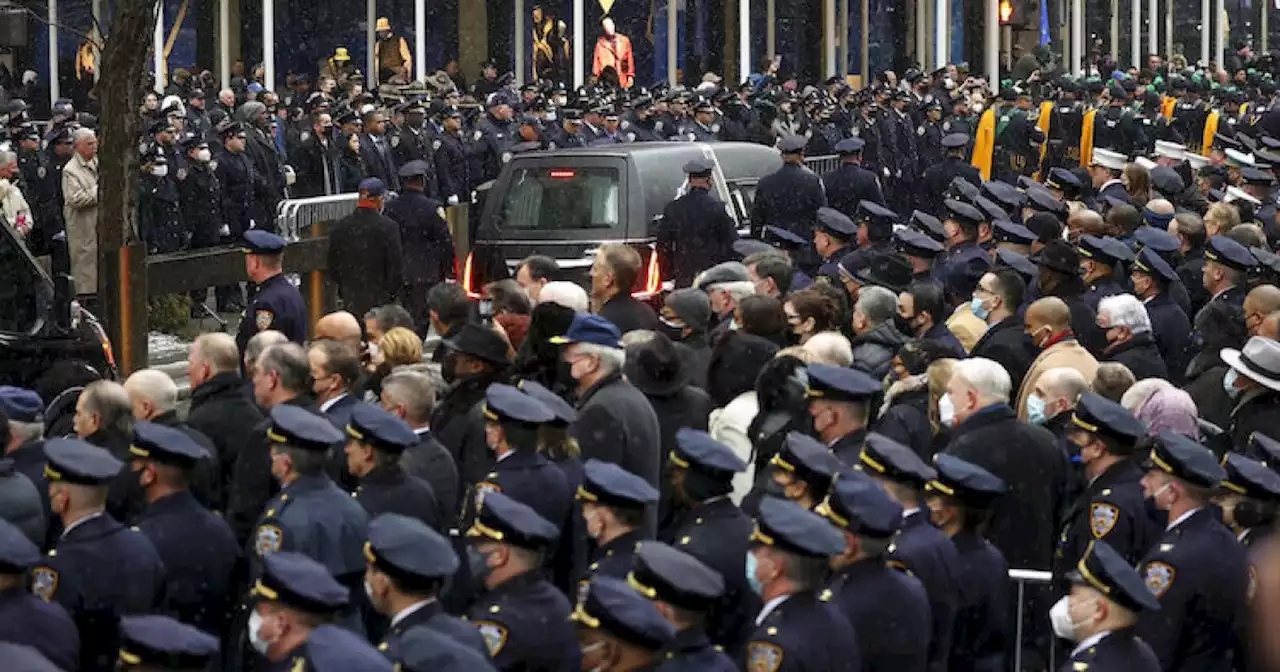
[0,179,32,239]
[947,303,989,353]
[62,153,99,295]
[1015,339,1099,419]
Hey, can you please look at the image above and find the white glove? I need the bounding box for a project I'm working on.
[882,168,890,178]
[219,224,230,236]
[284,166,296,186]
[447,195,459,206]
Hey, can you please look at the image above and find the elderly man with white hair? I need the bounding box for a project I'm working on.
[694,261,755,339]
[1097,294,1167,381]
[63,127,99,299]
[0,149,32,241]
[943,357,1066,574]
[123,369,221,506]
[539,281,590,313]
[803,331,854,367]
[850,285,906,380]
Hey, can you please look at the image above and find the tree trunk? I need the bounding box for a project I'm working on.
[96,0,159,371]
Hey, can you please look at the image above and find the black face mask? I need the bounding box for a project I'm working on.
[894,314,916,335]
[1236,499,1277,530]
[441,352,460,384]
[321,125,334,136]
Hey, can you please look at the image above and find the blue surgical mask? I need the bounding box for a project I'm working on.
[970,296,991,321]
[1026,394,1047,425]
[1223,367,1241,398]
[746,552,764,596]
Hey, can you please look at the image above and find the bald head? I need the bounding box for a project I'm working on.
[1262,310,1280,340]
[1067,209,1106,241]
[315,311,362,349]
[124,369,178,420]
[1146,199,1174,216]
[1246,285,1280,337]
[1027,297,1072,332]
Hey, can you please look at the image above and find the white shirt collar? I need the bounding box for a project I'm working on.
[1166,507,1202,531]
[1070,630,1112,658]
[412,426,431,435]
[1238,527,1253,544]
[390,599,436,628]
[902,507,921,520]
[755,594,792,626]
[319,393,349,413]
[496,450,514,463]
[1211,285,1238,301]
[61,511,105,538]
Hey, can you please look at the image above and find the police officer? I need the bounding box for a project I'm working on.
[138,145,186,254]
[1041,79,1087,172]
[765,431,844,510]
[824,138,885,221]
[920,133,982,217]
[1198,234,1255,321]
[658,158,739,289]
[393,101,434,173]
[344,405,440,530]
[1217,451,1280,549]
[924,455,1013,671]
[433,106,471,206]
[549,107,587,149]
[627,541,736,671]
[743,496,862,672]
[464,491,577,670]
[937,199,992,281]
[0,518,78,671]
[383,159,454,329]
[32,438,166,672]
[1056,540,1162,671]
[1093,84,1140,158]
[289,112,341,198]
[573,575,677,671]
[917,100,945,171]
[750,134,827,271]
[895,227,947,284]
[805,363,881,465]
[235,230,308,355]
[813,207,858,280]
[363,513,491,663]
[683,99,721,142]
[470,92,517,188]
[128,422,239,637]
[116,614,220,671]
[1054,393,1160,582]
[247,551,388,671]
[15,124,44,209]
[659,428,755,650]
[816,472,931,672]
[576,458,657,590]
[1078,235,1133,313]
[624,96,663,143]
[1135,430,1250,672]
[216,121,265,242]
[858,433,960,672]
[1130,247,1193,383]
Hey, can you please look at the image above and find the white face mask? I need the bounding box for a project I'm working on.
[151,164,168,177]
[247,610,270,655]
[971,102,985,114]
[196,148,212,162]
[364,579,374,601]
[1049,596,1089,641]
[938,393,956,428]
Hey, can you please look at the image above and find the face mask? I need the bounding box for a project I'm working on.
[466,546,493,582]
[970,296,991,321]
[1026,394,1048,425]
[247,610,270,655]
[1049,596,1086,641]
[729,320,741,331]
[363,579,374,601]
[441,354,460,384]
[971,102,984,114]
[151,164,168,177]
[938,393,956,428]
[1224,367,1241,398]
[746,552,765,596]
[195,148,212,162]
[894,314,915,335]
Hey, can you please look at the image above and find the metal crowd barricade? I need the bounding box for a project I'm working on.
[1009,568,1055,671]
[803,154,840,177]
[275,194,361,241]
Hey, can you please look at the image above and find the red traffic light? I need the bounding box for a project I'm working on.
[999,0,1013,23]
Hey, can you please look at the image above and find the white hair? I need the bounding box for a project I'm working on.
[72,128,96,144]
[0,150,16,169]
[1038,367,1090,401]
[7,419,42,443]
[1098,294,1151,334]
[803,331,854,367]
[578,342,625,374]
[124,369,179,413]
[952,357,1012,403]
[539,281,589,312]
[711,281,756,302]
[855,286,898,325]
[1120,378,1175,414]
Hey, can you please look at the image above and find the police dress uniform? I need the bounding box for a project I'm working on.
[575,459,658,594]
[1078,235,1133,313]
[383,162,455,327]
[433,115,472,203]
[116,614,220,670]
[627,541,736,672]
[0,518,79,671]
[129,423,239,637]
[573,575,677,667]
[919,135,982,217]
[1058,540,1162,672]
[659,429,756,651]
[838,201,899,276]
[858,434,960,672]
[816,473,931,672]
[1132,248,1193,382]
[749,137,827,271]
[822,139,886,219]
[658,159,740,289]
[741,497,861,672]
[806,363,881,466]
[235,231,308,355]
[1134,431,1250,672]
[470,107,517,187]
[347,405,441,531]
[33,439,166,672]
[464,491,578,671]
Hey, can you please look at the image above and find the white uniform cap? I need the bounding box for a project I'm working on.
[1134,157,1157,170]
[1091,148,1127,171]
[1225,148,1256,167]
[1184,153,1210,170]
[1154,140,1186,161]
[1225,185,1262,206]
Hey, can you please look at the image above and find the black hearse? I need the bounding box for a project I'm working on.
[461,142,784,298]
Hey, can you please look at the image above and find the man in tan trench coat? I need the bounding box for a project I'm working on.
[62,128,99,298]
[1015,296,1100,419]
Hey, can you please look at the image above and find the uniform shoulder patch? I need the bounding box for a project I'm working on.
[917,126,926,136]
[37,166,46,179]
[942,121,951,132]
[432,139,442,151]
[1143,561,1175,598]
[746,641,784,672]
[391,135,401,148]
[31,566,57,601]
[473,130,484,141]
[473,620,508,657]
[300,131,311,142]
[255,523,283,556]
[474,481,502,512]
[1090,503,1118,538]
[255,310,274,331]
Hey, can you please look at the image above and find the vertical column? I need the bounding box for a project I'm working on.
[985,0,998,84]
[515,0,525,85]
[826,0,837,77]
[47,0,58,106]
[1148,0,1157,57]
[220,0,231,88]
[365,0,375,86]
[668,0,678,86]
[861,0,869,81]
[917,0,926,72]
[573,0,585,87]
[936,0,948,69]
[767,0,776,59]
[1111,0,1118,64]
[739,0,750,85]
[415,0,427,81]
[91,0,101,83]
[1214,0,1224,70]
[1132,0,1141,67]
[1201,0,1209,65]
[262,0,275,90]
[1164,0,1172,62]
[839,0,850,79]
[1072,0,1082,75]
[154,0,165,93]
[1264,1,1270,52]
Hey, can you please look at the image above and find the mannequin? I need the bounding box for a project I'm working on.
[592,17,635,88]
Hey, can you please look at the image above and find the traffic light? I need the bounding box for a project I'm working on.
[999,0,1013,24]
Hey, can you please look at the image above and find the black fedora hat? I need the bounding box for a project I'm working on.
[855,253,913,292]
[623,332,689,397]
[1030,239,1079,274]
